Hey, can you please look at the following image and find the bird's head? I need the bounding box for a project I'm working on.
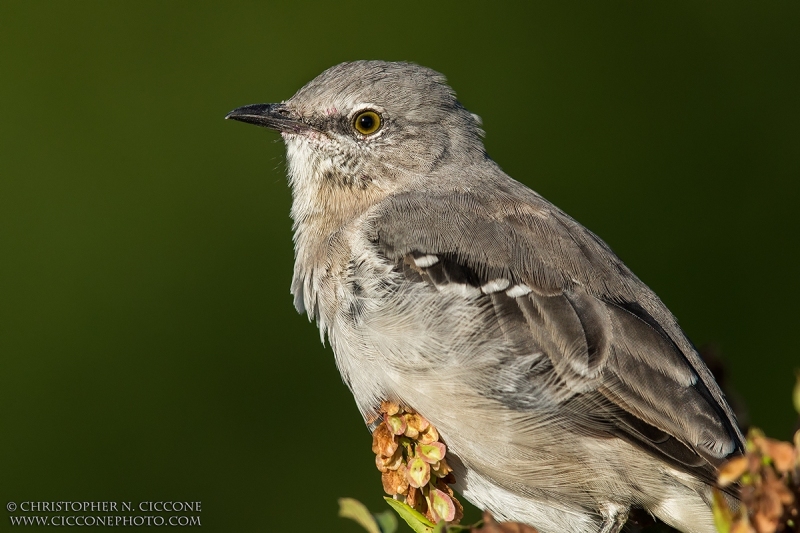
[226,61,486,227]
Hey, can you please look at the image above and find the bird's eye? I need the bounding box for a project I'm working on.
[353,110,382,135]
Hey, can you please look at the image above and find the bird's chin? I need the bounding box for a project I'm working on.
[281,130,330,146]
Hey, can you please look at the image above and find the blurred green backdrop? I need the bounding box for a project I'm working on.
[1,1,798,531]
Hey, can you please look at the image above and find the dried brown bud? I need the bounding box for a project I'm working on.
[381,401,400,416]
[418,424,439,445]
[406,412,430,430]
[754,436,797,474]
[752,511,778,533]
[406,486,428,515]
[403,426,419,439]
[376,446,403,473]
[381,463,409,495]
[718,455,749,487]
[765,475,795,506]
[372,423,398,457]
[432,456,453,478]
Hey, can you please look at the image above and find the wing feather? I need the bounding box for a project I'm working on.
[365,186,743,478]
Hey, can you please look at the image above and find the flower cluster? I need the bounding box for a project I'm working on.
[715,428,800,533]
[372,401,463,524]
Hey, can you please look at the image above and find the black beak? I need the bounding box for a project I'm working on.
[225,103,311,134]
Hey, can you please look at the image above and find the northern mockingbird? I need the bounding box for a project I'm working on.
[226,61,743,533]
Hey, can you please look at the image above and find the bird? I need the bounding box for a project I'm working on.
[225,60,744,533]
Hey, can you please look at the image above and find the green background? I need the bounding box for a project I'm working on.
[1,2,798,531]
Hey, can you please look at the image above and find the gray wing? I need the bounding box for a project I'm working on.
[365,183,744,482]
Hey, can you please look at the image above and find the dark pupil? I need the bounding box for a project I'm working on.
[359,114,374,130]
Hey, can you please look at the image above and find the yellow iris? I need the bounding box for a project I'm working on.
[353,110,382,135]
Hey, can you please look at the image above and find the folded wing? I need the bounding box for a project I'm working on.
[366,184,743,482]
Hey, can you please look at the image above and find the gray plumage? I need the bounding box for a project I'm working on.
[226,60,743,533]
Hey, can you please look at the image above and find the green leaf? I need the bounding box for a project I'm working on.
[793,370,800,415]
[374,510,399,533]
[432,519,470,533]
[710,489,732,533]
[338,498,384,533]
[432,521,447,533]
[384,497,436,533]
